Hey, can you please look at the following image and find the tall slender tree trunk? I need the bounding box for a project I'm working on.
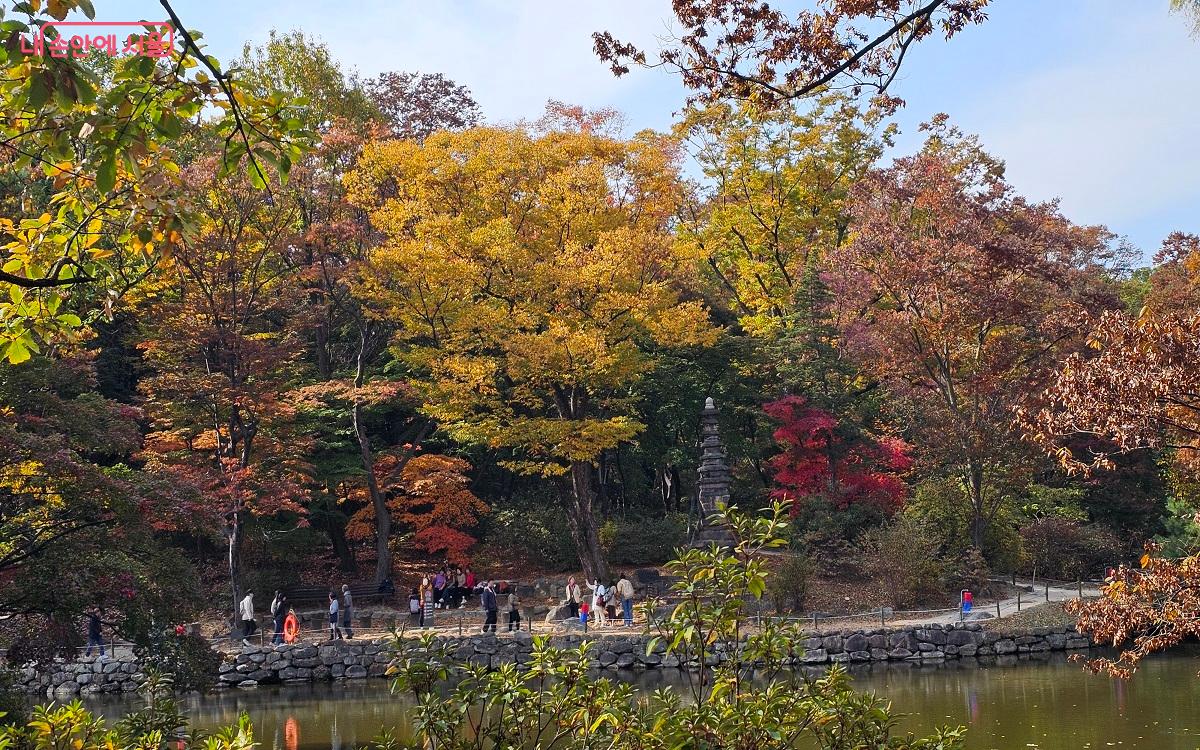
[560,461,610,582]
[228,509,244,636]
[966,459,986,549]
[355,400,391,584]
[353,327,392,585]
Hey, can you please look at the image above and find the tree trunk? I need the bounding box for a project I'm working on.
[321,513,358,573]
[965,459,986,549]
[228,509,244,637]
[354,400,390,585]
[349,323,393,585]
[560,461,610,582]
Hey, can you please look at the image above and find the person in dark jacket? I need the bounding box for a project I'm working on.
[506,588,522,632]
[271,591,289,645]
[481,582,498,633]
[85,608,107,658]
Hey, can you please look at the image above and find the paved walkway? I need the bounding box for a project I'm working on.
[889,578,1102,627]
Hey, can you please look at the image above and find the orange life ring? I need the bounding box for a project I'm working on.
[283,612,299,643]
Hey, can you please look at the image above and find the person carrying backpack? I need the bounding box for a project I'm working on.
[617,572,635,627]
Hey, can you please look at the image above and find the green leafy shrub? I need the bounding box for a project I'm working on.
[800,532,863,578]
[1020,518,1123,580]
[942,547,990,594]
[134,632,222,693]
[906,477,1022,572]
[767,552,811,612]
[861,516,946,608]
[0,667,27,726]
[0,680,257,750]
[480,496,578,571]
[598,513,687,564]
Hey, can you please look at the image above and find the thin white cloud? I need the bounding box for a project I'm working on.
[970,13,1200,229]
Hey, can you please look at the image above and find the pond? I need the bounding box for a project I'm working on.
[84,651,1200,750]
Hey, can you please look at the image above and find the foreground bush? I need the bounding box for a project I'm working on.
[0,673,255,750]
[387,503,966,749]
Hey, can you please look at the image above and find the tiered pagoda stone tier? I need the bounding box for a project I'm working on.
[691,397,737,549]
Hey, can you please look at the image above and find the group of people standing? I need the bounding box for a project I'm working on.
[231,568,636,645]
[565,572,636,627]
[237,585,356,645]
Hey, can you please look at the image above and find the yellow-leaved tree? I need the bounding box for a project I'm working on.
[346,105,716,579]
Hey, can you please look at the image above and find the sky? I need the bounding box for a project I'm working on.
[103,0,1200,262]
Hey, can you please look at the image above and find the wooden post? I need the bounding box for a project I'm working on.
[458,614,462,637]
[1078,579,1083,598]
[1017,591,1022,612]
[996,601,1001,620]
[812,612,818,632]
[880,608,885,628]
[1045,583,1050,602]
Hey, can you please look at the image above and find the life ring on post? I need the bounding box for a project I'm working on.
[283,612,299,643]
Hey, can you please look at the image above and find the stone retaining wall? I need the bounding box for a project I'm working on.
[16,622,1095,696]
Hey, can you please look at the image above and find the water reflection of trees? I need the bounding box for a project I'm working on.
[78,653,1199,750]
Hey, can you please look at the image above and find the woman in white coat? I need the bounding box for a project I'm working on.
[586,580,608,627]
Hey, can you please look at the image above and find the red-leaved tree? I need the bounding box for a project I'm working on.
[765,395,911,516]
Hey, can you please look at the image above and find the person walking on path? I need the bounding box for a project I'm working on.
[85,608,107,658]
[481,581,498,633]
[506,587,522,632]
[587,580,607,627]
[239,591,256,646]
[341,584,354,639]
[271,591,290,644]
[464,567,476,606]
[420,574,434,628]
[565,577,582,619]
[617,573,635,627]
[327,592,342,640]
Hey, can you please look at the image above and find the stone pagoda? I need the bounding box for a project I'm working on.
[690,396,737,549]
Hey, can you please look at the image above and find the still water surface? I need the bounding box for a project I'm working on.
[86,652,1200,750]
